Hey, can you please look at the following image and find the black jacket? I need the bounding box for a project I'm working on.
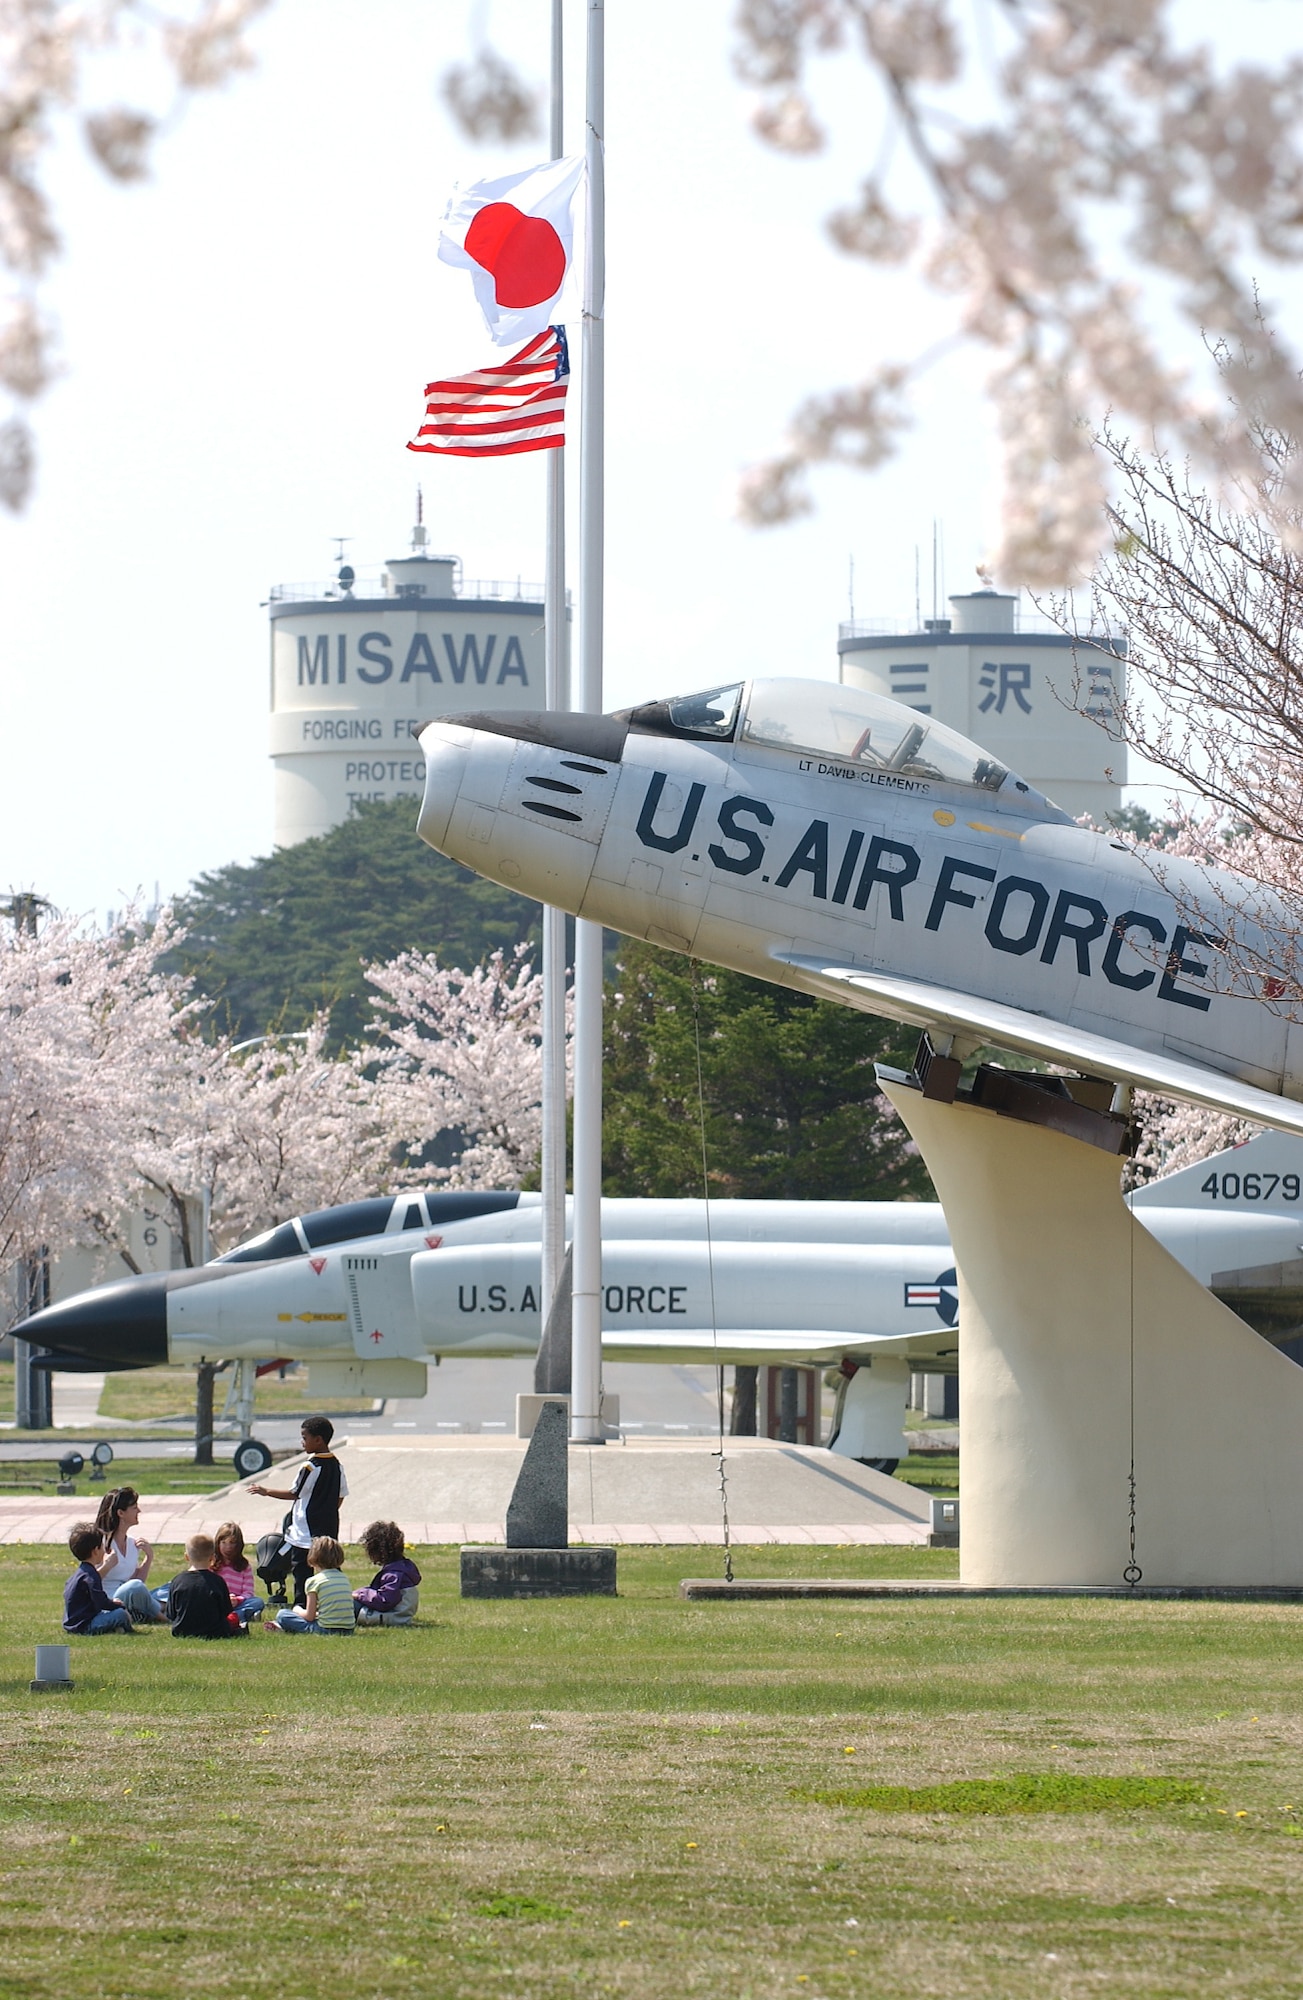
[168,1568,238,1639]
[289,1451,345,1542]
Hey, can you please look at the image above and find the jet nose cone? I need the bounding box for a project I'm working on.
[415,720,471,851]
[18,1273,171,1370]
[416,709,626,907]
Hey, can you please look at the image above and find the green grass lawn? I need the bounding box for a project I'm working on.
[892,1448,959,1495]
[97,1365,372,1424]
[2,1540,1302,1997]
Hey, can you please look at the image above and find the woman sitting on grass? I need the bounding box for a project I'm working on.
[268,1536,355,1635]
[353,1521,421,1626]
[93,1487,166,1623]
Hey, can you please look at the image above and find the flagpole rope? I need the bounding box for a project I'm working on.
[689,960,733,1583]
[1123,1196,1141,1587]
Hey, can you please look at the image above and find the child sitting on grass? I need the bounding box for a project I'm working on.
[167,1534,243,1640]
[353,1520,421,1626]
[268,1536,355,1635]
[63,1524,133,1635]
[212,1521,265,1625]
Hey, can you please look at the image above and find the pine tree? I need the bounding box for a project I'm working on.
[602,940,932,1202]
[167,798,541,1050]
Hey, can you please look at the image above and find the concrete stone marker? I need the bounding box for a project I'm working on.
[506,1397,569,1548]
[461,1398,617,1598]
[460,1545,618,1597]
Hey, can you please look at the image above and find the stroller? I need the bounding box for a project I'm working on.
[255,1520,294,1605]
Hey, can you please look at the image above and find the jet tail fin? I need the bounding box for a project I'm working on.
[1130,1128,1303,1210]
[775,954,1303,1139]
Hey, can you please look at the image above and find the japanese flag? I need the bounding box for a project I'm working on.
[438,156,585,347]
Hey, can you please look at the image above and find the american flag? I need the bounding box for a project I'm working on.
[408,326,569,459]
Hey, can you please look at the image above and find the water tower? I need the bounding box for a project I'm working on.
[269,514,551,847]
[838,589,1127,822]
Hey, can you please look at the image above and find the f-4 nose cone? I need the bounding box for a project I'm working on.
[17,1271,174,1370]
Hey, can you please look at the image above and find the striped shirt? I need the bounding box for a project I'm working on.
[307,1568,355,1630]
[215,1560,257,1605]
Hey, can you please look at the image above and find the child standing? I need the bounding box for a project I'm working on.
[63,1524,133,1635]
[353,1521,421,1626]
[166,1534,243,1640]
[248,1418,347,1608]
[212,1522,265,1625]
[269,1536,355,1634]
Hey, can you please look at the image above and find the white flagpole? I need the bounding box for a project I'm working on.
[571,0,605,1445]
[538,0,568,1374]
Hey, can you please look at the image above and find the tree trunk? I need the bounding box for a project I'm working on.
[14,1253,52,1430]
[730,1365,758,1436]
[194,1362,216,1466]
[778,1366,799,1443]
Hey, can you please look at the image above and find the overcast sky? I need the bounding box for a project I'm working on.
[0,0,1293,919]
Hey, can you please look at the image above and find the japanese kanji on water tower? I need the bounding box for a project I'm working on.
[837,589,1127,824]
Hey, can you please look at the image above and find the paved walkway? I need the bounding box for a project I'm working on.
[49,1373,107,1427]
[0,1436,933,1547]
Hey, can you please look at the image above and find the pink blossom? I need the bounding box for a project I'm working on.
[730,0,1303,580]
[365,945,570,1191]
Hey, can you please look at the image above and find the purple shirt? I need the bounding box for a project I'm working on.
[354,1556,422,1612]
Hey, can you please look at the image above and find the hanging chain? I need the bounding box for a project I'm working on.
[1123,1201,1142,1586]
[689,960,733,1583]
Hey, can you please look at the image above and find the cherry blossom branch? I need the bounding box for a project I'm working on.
[0,0,272,509]
[731,0,1303,581]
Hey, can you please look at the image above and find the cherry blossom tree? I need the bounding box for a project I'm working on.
[1128,1095,1256,1187]
[1078,411,1303,848]
[0,899,410,1310]
[111,1012,398,1264]
[729,1,1303,583]
[365,944,568,1190]
[0,902,202,1278]
[0,908,560,1311]
[0,0,271,508]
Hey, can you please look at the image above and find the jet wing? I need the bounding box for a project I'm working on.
[776,955,1303,1136]
[601,1327,958,1366]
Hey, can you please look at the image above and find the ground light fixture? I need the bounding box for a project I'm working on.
[30,1646,71,1693]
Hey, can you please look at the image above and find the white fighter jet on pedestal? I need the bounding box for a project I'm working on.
[408,677,1303,1587]
[412,678,1303,1127]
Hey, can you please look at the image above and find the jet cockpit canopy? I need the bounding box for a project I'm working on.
[623,677,1068,819]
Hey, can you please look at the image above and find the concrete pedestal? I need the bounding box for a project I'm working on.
[460,1546,618,1598]
[880,1077,1303,1588]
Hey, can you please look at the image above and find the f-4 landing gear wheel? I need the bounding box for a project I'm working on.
[860,1456,900,1476]
[233,1438,273,1480]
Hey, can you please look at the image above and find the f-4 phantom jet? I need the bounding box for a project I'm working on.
[414,678,1303,1131]
[19,1132,1303,1469]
